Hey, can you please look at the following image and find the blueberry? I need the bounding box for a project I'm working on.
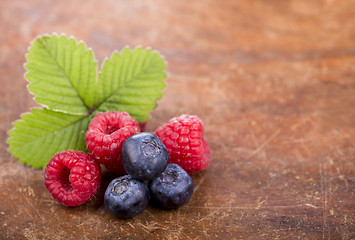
[104,175,149,219]
[122,132,169,181]
[148,163,194,209]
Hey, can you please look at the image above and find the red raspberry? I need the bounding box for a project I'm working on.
[155,114,210,174]
[102,156,125,175]
[44,150,101,206]
[85,111,140,174]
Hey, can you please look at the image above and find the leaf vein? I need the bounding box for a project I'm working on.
[37,37,90,111]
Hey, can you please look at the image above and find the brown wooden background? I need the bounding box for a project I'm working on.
[0,0,354,239]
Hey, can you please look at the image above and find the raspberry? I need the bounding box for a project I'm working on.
[154,114,210,174]
[102,156,126,176]
[85,111,140,174]
[44,150,101,206]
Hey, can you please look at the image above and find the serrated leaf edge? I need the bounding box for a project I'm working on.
[7,107,91,168]
[23,33,98,115]
[95,45,168,121]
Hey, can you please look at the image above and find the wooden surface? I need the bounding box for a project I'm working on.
[1,0,354,239]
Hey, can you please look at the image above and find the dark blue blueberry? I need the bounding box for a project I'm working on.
[122,132,169,181]
[104,175,149,219]
[148,163,194,209]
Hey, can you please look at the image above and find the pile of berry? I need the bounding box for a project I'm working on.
[44,112,210,218]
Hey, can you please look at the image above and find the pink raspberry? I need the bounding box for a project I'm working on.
[85,111,140,174]
[155,114,210,174]
[44,150,101,206]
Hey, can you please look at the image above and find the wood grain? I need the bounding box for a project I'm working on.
[0,0,354,239]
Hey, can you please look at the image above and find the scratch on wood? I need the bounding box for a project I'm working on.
[290,116,312,131]
[305,203,319,209]
[196,211,218,223]
[186,203,319,210]
[293,149,305,163]
[137,221,169,233]
[8,179,46,222]
[173,208,183,239]
[193,174,207,193]
[255,196,269,210]
[251,130,267,159]
[319,157,331,240]
[127,221,135,229]
[335,147,350,191]
[243,129,281,161]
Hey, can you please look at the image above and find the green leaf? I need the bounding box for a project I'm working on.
[25,34,97,114]
[95,47,167,122]
[8,108,90,168]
